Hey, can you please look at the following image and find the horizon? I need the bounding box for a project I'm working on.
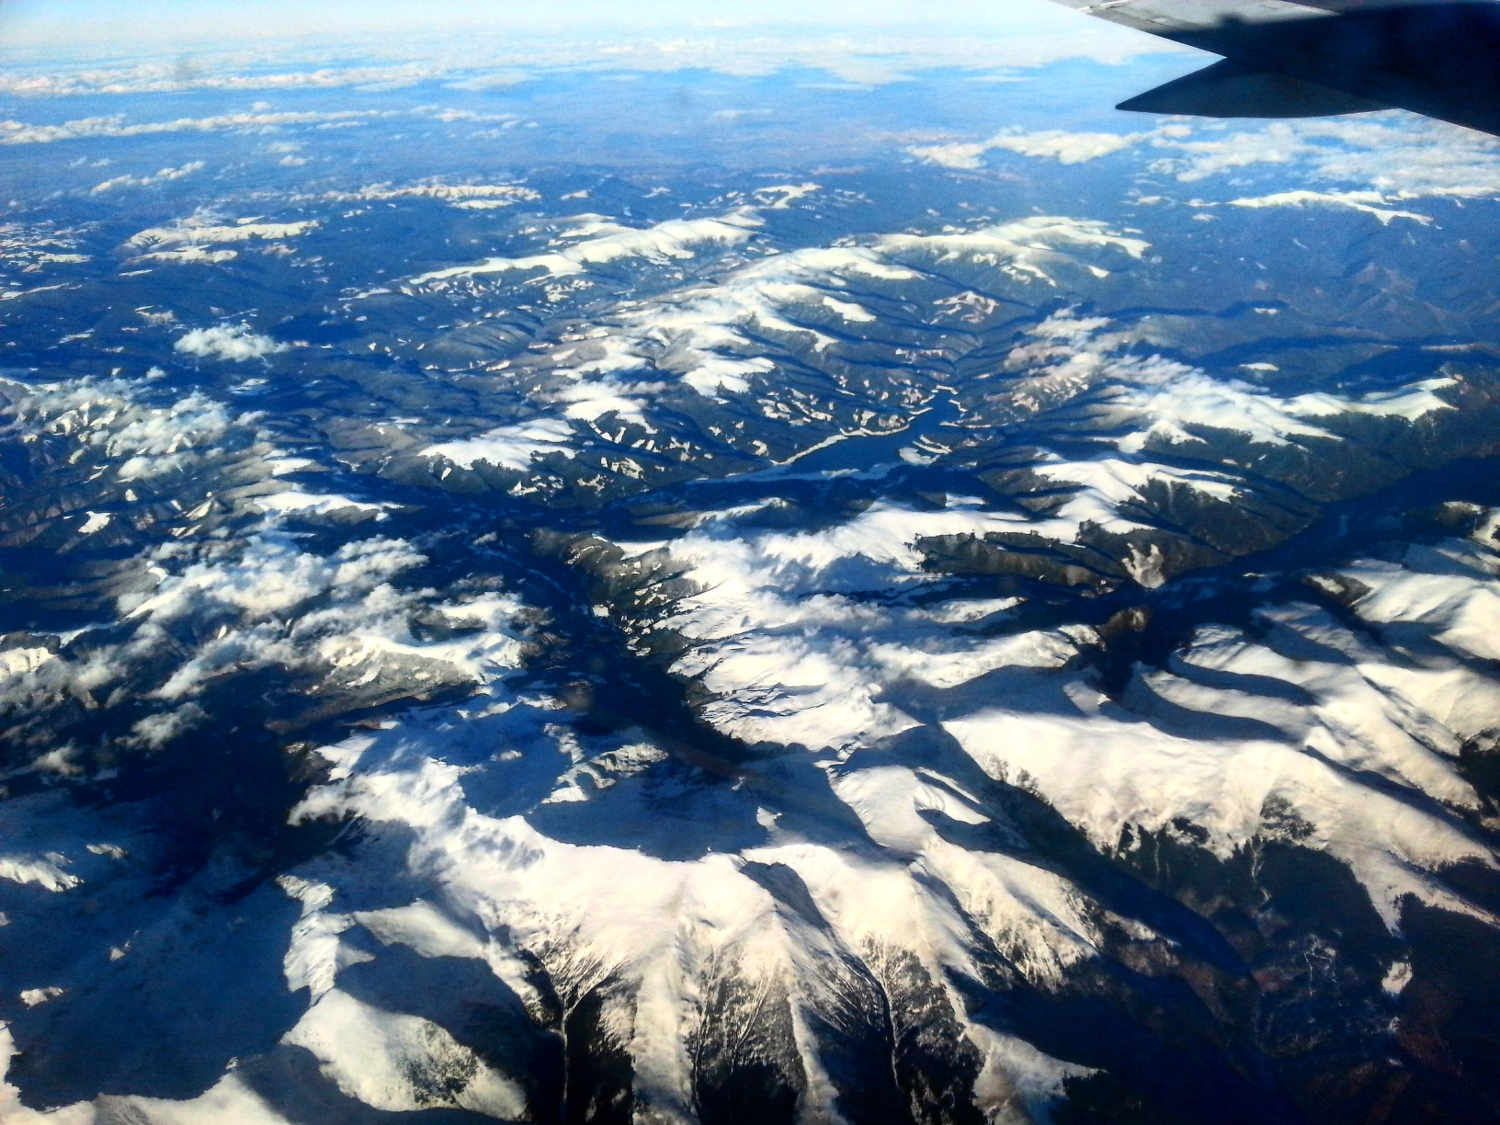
[0,0,1159,61]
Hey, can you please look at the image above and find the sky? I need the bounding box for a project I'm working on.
[0,0,1103,51]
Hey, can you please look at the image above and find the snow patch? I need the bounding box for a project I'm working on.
[0,854,80,891]
[283,989,526,1118]
[321,181,539,206]
[423,416,577,471]
[411,209,760,284]
[249,491,395,520]
[1229,189,1432,225]
[129,216,317,248]
[92,160,205,193]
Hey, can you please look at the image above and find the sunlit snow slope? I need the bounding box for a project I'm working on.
[2,39,1500,1125]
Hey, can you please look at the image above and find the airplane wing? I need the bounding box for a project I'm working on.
[1049,0,1500,136]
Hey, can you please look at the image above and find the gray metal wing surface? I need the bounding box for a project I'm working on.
[1049,0,1500,135]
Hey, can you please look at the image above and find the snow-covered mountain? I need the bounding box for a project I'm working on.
[2,25,1500,1125]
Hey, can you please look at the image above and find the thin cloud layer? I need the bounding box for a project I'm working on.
[0,2,1171,95]
[917,115,1500,218]
[910,127,1169,169]
[0,109,386,146]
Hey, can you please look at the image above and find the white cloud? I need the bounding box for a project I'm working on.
[1147,120,1312,182]
[5,372,245,488]
[0,109,386,146]
[0,373,535,763]
[1146,115,1500,199]
[122,701,207,749]
[443,71,532,91]
[0,61,453,98]
[920,115,1500,207]
[0,2,1176,90]
[910,128,1157,169]
[175,324,290,362]
[111,397,237,479]
[5,373,240,481]
[708,108,773,122]
[83,522,528,708]
[137,534,530,704]
[124,533,420,624]
[1296,117,1500,198]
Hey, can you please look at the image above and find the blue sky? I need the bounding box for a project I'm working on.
[0,0,1099,48]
